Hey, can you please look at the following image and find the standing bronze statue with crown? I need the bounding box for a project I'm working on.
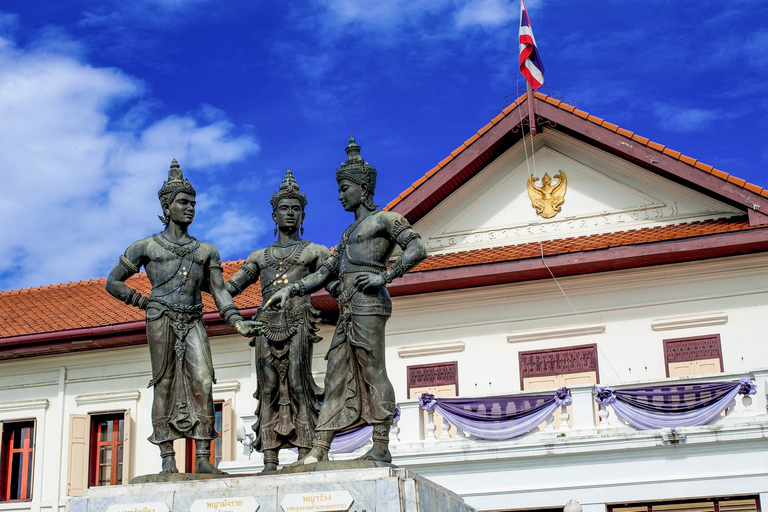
[105,160,261,475]
[225,170,329,473]
[266,137,427,465]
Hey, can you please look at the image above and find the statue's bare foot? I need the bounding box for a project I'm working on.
[160,455,179,474]
[287,446,328,467]
[358,442,391,463]
[196,458,225,475]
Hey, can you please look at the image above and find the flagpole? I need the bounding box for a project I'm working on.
[526,81,537,136]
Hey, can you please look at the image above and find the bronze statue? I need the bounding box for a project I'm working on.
[266,137,427,464]
[105,160,261,474]
[225,170,329,473]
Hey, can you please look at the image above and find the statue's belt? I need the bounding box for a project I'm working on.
[146,299,204,337]
[339,289,392,317]
[256,304,309,343]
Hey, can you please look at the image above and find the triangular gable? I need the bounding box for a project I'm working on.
[388,93,768,230]
[414,129,742,254]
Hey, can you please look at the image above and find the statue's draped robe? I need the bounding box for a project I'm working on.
[253,261,323,451]
[144,238,217,445]
[314,212,398,434]
[315,285,395,433]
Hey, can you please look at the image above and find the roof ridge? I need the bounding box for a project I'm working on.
[532,91,767,200]
[386,92,767,213]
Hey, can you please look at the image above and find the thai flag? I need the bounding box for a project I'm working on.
[519,0,545,89]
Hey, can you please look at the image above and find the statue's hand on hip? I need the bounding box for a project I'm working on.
[355,272,386,291]
[235,320,263,337]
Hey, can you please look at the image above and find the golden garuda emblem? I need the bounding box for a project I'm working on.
[527,170,567,219]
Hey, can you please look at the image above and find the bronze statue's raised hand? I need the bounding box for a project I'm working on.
[264,286,292,310]
[235,320,263,337]
[355,272,386,291]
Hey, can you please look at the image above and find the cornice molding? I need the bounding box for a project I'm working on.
[213,380,241,393]
[0,398,50,412]
[397,341,466,358]
[651,312,728,331]
[507,323,605,343]
[75,390,140,406]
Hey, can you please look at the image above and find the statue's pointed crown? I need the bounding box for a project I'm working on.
[270,169,307,210]
[336,136,377,193]
[158,159,196,203]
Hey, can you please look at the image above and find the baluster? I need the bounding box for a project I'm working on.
[558,404,571,431]
[440,415,451,439]
[741,393,754,414]
[543,410,555,431]
[425,409,437,440]
[598,404,611,428]
[390,420,400,443]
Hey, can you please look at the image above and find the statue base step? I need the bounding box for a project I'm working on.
[69,465,477,512]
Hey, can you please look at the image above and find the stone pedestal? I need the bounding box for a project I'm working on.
[68,465,476,512]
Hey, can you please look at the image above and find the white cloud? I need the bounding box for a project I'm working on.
[455,0,515,28]
[0,32,260,291]
[204,209,265,262]
[652,102,721,133]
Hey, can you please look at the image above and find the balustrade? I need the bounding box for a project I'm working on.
[389,371,767,446]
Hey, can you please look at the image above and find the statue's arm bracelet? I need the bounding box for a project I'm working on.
[386,260,407,283]
[322,255,339,274]
[241,262,259,280]
[209,262,223,272]
[119,289,149,310]
[396,230,422,250]
[219,304,243,327]
[119,255,140,275]
[227,279,243,296]
[289,281,307,298]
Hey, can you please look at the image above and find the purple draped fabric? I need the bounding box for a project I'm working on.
[419,389,570,440]
[327,406,400,454]
[329,426,373,454]
[594,379,754,430]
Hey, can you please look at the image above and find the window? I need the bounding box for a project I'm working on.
[519,344,599,429]
[609,495,760,512]
[67,410,131,497]
[89,413,125,487]
[664,335,723,377]
[1,420,35,502]
[407,362,459,439]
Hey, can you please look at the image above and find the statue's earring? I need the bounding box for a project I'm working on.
[300,223,304,237]
[274,223,278,237]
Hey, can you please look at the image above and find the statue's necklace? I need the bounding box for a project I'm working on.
[153,233,200,258]
[264,239,310,287]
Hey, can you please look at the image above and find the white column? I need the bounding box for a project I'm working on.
[395,401,422,443]
[569,384,596,430]
[752,369,768,415]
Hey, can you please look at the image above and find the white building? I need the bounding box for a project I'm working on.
[0,92,766,512]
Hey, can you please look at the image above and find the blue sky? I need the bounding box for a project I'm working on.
[0,0,766,291]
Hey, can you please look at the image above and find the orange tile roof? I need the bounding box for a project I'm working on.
[0,217,756,340]
[0,261,261,339]
[410,218,756,273]
[385,92,768,212]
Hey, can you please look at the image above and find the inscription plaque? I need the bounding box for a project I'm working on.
[106,503,170,512]
[280,490,354,512]
[190,496,260,512]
